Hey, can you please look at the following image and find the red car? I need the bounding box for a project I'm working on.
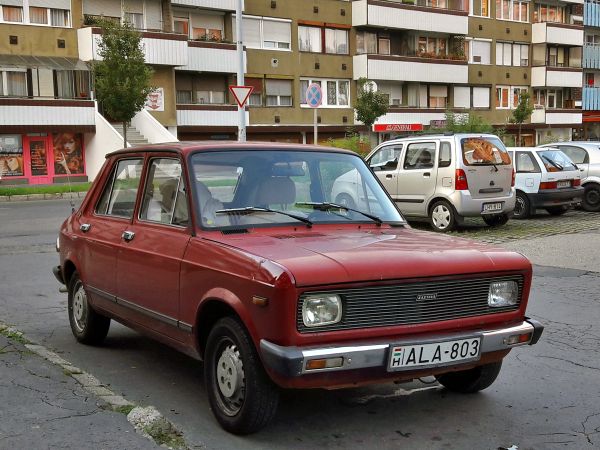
[54,142,543,434]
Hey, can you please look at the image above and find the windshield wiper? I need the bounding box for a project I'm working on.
[215,207,313,228]
[295,202,384,226]
[541,154,563,171]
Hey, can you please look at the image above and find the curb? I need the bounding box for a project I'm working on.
[0,322,188,450]
[0,191,88,202]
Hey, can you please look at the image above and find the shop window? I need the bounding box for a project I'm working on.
[53,133,85,176]
[0,135,24,178]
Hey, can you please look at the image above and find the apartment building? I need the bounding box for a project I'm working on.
[583,0,600,138]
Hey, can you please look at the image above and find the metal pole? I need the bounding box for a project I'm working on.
[314,108,318,144]
[236,0,246,142]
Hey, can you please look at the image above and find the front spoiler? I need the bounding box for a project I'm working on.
[260,318,544,378]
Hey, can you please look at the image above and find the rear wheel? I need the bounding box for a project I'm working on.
[68,272,110,345]
[429,200,458,232]
[436,361,502,393]
[582,183,600,212]
[545,205,569,216]
[204,317,279,434]
[482,213,509,227]
[513,191,530,219]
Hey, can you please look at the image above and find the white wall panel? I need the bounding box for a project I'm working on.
[143,37,187,66]
[546,69,583,87]
[472,87,490,108]
[531,67,547,87]
[179,45,241,73]
[176,108,247,126]
[374,111,447,126]
[170,0,238,11]
[0,104,95,126]
[532,23,584,46]
[546,111,582,124]
[363,57,468,84]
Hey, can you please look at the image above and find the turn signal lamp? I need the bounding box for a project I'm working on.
[504,332,532,346]
[306,357,344,371]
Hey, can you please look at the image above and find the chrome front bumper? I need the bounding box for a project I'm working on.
[260,318,543,377]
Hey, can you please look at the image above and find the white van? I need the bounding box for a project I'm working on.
[508,147,583,219]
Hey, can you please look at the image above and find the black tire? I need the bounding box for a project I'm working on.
[482,213,509,227]
[513,191,530,220]
[545,206,569,216]
[68,271,110,345]
[436,361,502,394]
[582,183,600,212]
[429,200,458,232]
[335,193,356,209]
[204,317,279,434]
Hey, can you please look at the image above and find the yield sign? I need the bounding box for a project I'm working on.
[229,85,254,108]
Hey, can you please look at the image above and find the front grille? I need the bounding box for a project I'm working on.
[296,275,524,333]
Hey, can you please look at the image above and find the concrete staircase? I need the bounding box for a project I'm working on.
[111,123,149,147]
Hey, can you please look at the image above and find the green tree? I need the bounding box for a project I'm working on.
[354,78,389,142]
[92,20,154,147]
[509,91,534,146]
[440,111,495,133]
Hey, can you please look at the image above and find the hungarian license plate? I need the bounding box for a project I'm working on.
[557,180,570,188]
[483,202,502,212]
[388,337,481,371]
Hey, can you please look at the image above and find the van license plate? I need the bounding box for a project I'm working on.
[388,338,481,371]
[557,180,570,188]
[482,202,502,212]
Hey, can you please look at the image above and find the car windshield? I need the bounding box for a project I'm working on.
[461,137,511,166]
[537,150,576,172]
[189,149,405,229]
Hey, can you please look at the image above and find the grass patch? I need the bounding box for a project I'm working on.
[143,424,186,449]
[0,183,91,197]
[115,404,136,415]
[0,326,31,345]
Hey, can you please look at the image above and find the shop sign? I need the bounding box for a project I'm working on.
[0,135,24,177]
[145,88,164,112]
[430,120,447,128]
[373,124,423,132]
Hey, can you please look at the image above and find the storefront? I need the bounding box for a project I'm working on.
[0,133,87,185]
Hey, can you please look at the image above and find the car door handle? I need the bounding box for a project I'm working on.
[122,231,135,242]
[385,174,394,179]
[80,223,91,232]
[423,172,431,177]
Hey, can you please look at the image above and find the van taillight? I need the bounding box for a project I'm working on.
[539,181,557,190]
[511,169,515,187]
[455,169,468,190]
[573,179,581,187]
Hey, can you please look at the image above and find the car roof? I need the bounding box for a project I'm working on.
[106,141,357,158]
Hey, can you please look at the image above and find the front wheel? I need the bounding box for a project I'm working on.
[435,361,502,393]
[204,317,279,434]
[429,200,459,232]
[582,183,600,212]
[545,206,569,216]
[482,213,509,227]
[68,271,110,345]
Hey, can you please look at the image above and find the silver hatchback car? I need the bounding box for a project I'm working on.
[538,142,600,212]
[332,133,516,231]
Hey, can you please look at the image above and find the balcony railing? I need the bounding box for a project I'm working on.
[388,0,468,13]
[584,44,600,70]
[584,1,600,27]
[583,86,600,110]
[0,98,96,127]
[354,54,468,83]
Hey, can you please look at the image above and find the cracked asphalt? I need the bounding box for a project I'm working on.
[0,199,599,449]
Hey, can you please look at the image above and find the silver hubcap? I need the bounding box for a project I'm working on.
[216,344,245,415]
[515,196,526,216]
[72,283,88,333]
[432,205,451,229]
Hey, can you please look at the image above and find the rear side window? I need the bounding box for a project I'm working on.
[404,142,435,170]
[96,159,144,218]
[439,142,452,167]
[515,152,539,173]
[461,137,511,166]
[558,146,589,164]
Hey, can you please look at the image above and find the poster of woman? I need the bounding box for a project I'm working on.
[53,133,84,175]
[0,135,24,177]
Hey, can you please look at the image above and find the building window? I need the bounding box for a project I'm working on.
[429,85,448,108]
[496,42,529,66]
[513,43,529,66]
[586,73,595,87]
[586,35,600,46]
[533,4,565,23]
[377,36,391,55]
[124,12,143,29]
[0,71,27,97]
[469,39,491,64]
[495,0,529,22]
[418,36,448,56]
[512,87,528,108]
[300,78,350,107]
[326,28,349,54]
[496,86,510,108]
[471,0,490,17]
[245,78,263,106]
[2,6,23,23]
[236,16,291,50]
[356,31,377,54]
[29,7,47,24]
[174,17,189,36]
[266,79,292,106]
[56,70,91,99]
[534,89,564,108]
[299,26,322,52]
[454,86,491,109]
[547,46,565,67]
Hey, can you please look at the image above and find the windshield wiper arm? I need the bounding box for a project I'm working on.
[215,207,313,228]
[541,155,563,171]
[295,202,383,226]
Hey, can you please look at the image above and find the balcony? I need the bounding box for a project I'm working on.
[170,0,240,10]
[584,44,600,69]
[177,41,244,73]
[0,98,96,128]
[531,23,583,46]
[352,0,468,35]
[78,27,188,66]
[531,108,582,124]
[176,105,248,127]
[354,54,468,84]
[583,87,600,110]
[584,1,600,27]
[531,66,583,87]
[374,109,448,128]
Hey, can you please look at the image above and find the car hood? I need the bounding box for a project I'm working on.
[205,227,530,287]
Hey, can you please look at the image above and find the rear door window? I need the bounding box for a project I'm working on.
[461,137,511,166]
[96,158,144,218]
[403,142,436,170]
[368,144,402,171]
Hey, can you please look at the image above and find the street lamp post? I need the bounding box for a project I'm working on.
[236,0,246,142]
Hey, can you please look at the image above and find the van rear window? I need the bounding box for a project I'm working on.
[461,137,511,166]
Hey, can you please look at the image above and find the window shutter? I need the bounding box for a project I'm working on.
[473,87,490,108]
[241,17,261,48]
[472,40,490,64]
[266,79,292,96]
[123,0,144,14]
[83,0,121,17]
[0,0,23,6]
[29,0,70,8]
[454,86,471,108]
[263,19,290,45]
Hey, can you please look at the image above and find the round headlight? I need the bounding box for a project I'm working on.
[302,294,342,327]
[488,281,518,307]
